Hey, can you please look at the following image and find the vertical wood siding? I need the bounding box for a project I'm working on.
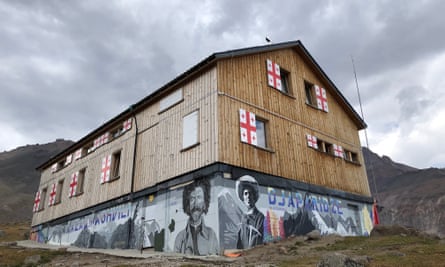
[133,67,218,191]
[32,129,136,226]
[216,48,370,196]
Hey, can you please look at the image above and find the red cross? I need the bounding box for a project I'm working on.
[69,172,78,197]
[240,109,257,145]
[49,183,57,206]
[307,134,318,149]
[101,155,111,183]
[123,118,132,131]
[267,59,282,90]
[315,86,328,112]
[334,145,343,158]
[33,191,41,212]
[94,137,100,149]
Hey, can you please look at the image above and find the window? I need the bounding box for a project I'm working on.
[256,118,267,148]
[317,139,324,152]
[182,110,199,149]
[40,187,47,211]
[86,141,95,154]
[74,148,85,161]
[160,88,183,112]
[314,138,334,156]
[280,69,291,94]
[344,149,360,164]
[54,179,64,204]
[325,142,334,156]
[77,168,86,195]
[305,81,316,106]
[111,150,121,180]
[110,125,124,139]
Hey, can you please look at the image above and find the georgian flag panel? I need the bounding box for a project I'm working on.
[334,144,344,158]
[74,148,83,160]
[239,109,257,146]
[123,118,132,132]
[100,154,112,184]
[266,59,282,91]
[314,85,329,112]
[306,134,318,149]
[69,171,79,198]
[33,190,41,212]
[48,183,57,206]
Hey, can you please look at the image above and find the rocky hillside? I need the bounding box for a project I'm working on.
[363,147,445,238]
[0,139,74,223]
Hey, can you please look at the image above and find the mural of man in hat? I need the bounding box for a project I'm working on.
[236,175,265,249]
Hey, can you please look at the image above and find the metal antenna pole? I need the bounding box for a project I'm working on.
[351,56,379,200]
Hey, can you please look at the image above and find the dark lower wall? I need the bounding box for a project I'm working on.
[31,163,375,255]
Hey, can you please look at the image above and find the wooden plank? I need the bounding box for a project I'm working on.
[217,48,370,196]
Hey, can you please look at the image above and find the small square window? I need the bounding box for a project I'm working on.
[54,179,64,204]
[77,168,86,195]
[40,188,47,211]
[160,88,183,112]
[317,139,324,152]
[280,69,291,94]
[256,119,267,148]
[325,142,334,155]
[351,152,359,163]
[110,125,124,139]
[344,149,360,164]
[305,81,316,106]
[182,110,199,149]
[111,151,121,180]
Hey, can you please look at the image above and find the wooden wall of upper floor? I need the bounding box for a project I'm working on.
[216,48,370,196]
[133,66,218,191]
[32,127,136,226]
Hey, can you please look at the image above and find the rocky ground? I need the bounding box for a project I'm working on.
[1,223,445,266]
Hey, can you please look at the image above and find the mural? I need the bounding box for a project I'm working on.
[218,174,372,251]
[132,195,166,251]
[173,179,219,255]
[235,175,264,249]
[33,170,373,255]
[41,203,135,249]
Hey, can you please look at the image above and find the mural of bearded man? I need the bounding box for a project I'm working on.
[174,179,219,255]
[236,175,265,249]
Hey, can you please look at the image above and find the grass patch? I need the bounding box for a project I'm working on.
[0,222,31,242]
[0,246,69,266]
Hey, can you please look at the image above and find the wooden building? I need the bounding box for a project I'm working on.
[31,41,374,254]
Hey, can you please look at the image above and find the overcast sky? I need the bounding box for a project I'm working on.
[1,0,444,169]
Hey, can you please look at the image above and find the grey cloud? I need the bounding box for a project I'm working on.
[397,86,433,122]
[0,0,444,168]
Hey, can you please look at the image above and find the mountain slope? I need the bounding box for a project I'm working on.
[363,147,445,237]
[0,139,74,223]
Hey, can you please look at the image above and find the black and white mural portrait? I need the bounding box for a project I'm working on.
[218,173,374,251]
[172,179,219,255]
[235,175,265,249]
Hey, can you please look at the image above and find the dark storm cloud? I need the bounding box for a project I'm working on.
[0,0,444,168]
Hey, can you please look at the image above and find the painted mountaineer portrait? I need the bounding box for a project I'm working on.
[236,175,265,249]
[174,179,219,255]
